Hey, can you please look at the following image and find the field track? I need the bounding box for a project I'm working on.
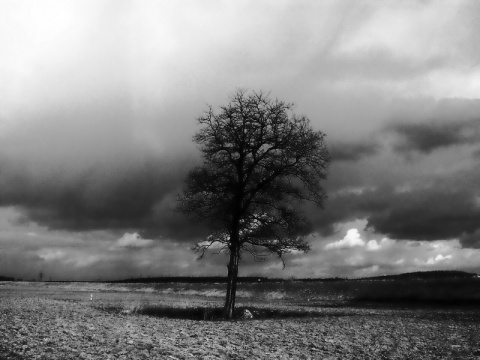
[2,282,480,359]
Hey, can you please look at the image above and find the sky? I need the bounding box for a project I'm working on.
[1,0,479,280]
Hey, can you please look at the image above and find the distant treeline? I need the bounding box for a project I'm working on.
[0,276,16,281]
[110,271,477,284]
[111,276,275,284]
[111,271,477,284]
[111,276,346,284]
[1,270,477,283]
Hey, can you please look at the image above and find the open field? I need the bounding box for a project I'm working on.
[2,280,480,359]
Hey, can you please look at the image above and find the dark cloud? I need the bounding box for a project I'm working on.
[329,141,379,162]
[390,121,477,154]
[459,230,480,249]
[364,187,480,241]
[310,179,480,245]
[308,185,391,237]
[387,99,480,155]
[0,153,207,240]
[0,94,212,240]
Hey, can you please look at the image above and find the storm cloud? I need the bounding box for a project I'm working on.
[312,172,480,246]
[0,90,210,239]
[383,99,480,153]
[390,118,480,155]
[364,186,480,242]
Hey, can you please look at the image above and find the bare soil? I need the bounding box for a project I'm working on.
[2,281,480,359]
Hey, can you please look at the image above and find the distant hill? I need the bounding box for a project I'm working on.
[356,270,477,281]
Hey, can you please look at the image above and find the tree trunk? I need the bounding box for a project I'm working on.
[223,243,240,319]
[224,186,243,319]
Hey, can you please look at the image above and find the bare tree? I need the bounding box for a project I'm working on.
[178,90,329,318]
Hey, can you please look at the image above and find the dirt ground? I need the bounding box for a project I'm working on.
[2,282,480,359]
